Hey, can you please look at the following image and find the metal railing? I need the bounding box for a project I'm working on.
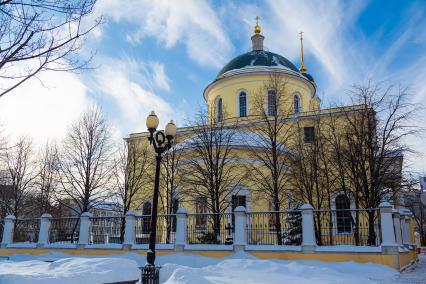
[13,218,40,243]
[0,219,3,241]
[313,208,381,246]
[49,217,80,244]
[246,211,302,245]
[135,214,176,244]
[187,212,234,245]
[89,216,125,244]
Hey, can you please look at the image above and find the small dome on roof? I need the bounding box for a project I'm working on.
[217,50,300,79]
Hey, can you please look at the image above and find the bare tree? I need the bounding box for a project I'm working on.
[403,175,426,245]
[57,106,114,215]
[34,141,59,215]
[180,110,244,240]
[160,141,181,215]
[160,139,182,243]
[0,136,36,218]
[0,0,101,97]
[245,74,296,245]
[338,82,419,245]
[113,140,151,241]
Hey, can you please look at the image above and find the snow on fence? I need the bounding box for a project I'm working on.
[135,214,176,244]
[246,211,302,245]
[13,218,40,243]
[89,216,124,245]
[49,217,80,244]
[187,212,234,245]
[313,208,381,246]
[0,203,416,252]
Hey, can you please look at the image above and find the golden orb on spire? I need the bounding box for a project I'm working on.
[254,16,261,34]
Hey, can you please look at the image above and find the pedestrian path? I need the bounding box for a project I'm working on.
[393,255,426,283]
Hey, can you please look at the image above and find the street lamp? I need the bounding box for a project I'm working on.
[142,111,176,283]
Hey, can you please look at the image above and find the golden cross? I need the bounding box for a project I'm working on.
[255,16,259,25]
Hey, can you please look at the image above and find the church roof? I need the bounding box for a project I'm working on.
[216,50,300,79]
[173,129,291,153]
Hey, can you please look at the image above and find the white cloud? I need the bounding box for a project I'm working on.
[150,62,171,92]
[0,70,93,146]
[92,56,181,136]
[94,0,232,68]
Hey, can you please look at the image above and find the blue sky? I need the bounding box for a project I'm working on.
[1,0,426,172]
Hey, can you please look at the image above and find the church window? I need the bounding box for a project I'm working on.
[142,201,152,234]
[239,92,247,117]
[231,195,246,227]
[217,97,223,121]
[267,90,277,116]
[304,126,315,143]
[195,197,208,228]
[335,194,352,234]
[293,93,301,113]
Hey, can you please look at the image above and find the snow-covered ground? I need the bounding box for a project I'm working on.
[0,252,423,284]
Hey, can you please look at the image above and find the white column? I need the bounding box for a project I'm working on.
[300,204,316,252]
[234,206,247,251]
[379,202,398,254]
[77,212,92,248]
[37,213,52,248]
[392,210,403,246]
[175,208,187,251]
[123,211,136,249]
[1,215,16,248]
[403,215,411,247]
[399,209,410,247]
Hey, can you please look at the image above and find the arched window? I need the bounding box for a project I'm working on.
[335,195,352,233]
[142,201,152,233]
[267,90,276,116]
[238,92,247,117]
[293,93,301,113]
[217,97,223,121]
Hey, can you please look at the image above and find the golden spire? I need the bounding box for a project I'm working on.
[299,31,307,73]
[254,16,261,34]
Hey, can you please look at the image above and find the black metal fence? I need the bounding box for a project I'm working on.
[313,209,381,246]
[49,217,80,244]
[246,211,302,245]
[89,216,125,244]
[13,218,40,243]
[0,219,3,241]
[135,214,176,244]
[187,212,234,245]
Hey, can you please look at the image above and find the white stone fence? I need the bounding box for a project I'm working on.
[0,202,415,253]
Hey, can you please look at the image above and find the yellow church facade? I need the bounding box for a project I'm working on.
[128,22,355,215]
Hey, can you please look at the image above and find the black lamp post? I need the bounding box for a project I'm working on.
[141,111,176,284]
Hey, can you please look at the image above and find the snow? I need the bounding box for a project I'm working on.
[245,245,301,251]
[0,251,409,284]
[315,245,382,253]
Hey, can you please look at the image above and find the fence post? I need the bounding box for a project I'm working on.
[398,209,410,248]
[379,202,398,254]
[123,210,136,250]
[392,210,403,246]
[408,214,416,247]
[1,215,16,248]
[175,208,187,251]
[234,206,247,251]
[300,204,316,253]
[37,214,52,248]
[77,212,92,249]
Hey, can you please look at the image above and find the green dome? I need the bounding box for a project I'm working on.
[217,50,300,78]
